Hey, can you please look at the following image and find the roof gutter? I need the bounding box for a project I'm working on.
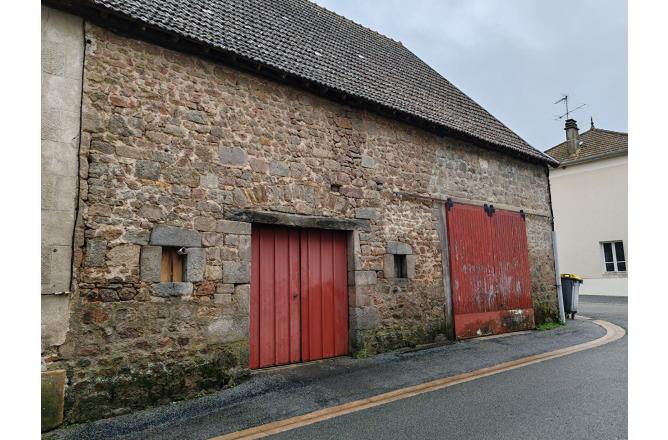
[44,0,557,167]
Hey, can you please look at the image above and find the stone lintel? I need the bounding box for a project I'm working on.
[225,209,370,232]
[386,240,412,255]
[150,225,201,247]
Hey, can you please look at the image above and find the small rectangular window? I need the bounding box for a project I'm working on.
[161,248,184,282]
[601,241,626,273]
[394,254,407,279]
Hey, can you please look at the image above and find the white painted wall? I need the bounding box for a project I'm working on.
[549,154,628,296]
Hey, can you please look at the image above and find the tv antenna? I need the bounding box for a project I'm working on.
[554,94,586,120]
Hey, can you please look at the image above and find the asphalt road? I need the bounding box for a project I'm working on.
[46,296,625,440]
[272,296,628,440]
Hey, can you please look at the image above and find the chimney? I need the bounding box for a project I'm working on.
[564,118,579,154]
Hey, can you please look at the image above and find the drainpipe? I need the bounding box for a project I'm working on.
[552,231,566,324]
[545,165,566,324]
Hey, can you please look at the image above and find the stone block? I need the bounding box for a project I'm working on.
[217,283,235,294]
[350,270,377,286]
[217,220,251,235]
[124,229,150,245]
[219,145,248,166]
[185,110,207,124]
[202,232,224,247]
[139,246,162,283]
[223,261,250,284]
[383,254,396,278]
[238,235,252,261]
[184,247,205,282]
[386,241,412,255]
[234,284,251,315]
[352,306,380,330]
[355,207,380,220]
[214,293,233,305]
[200,174,218,188]
[107,244,140,268]
[360,155,376,168]
[109,114,143,137]
[152,282,193,297]
[207,316,248,343]
[41,109,80,143]
[51,249,71,290]
[194,216,217,232]
[269,160,290,176]
[205,265,223,281]
[406,255,417,279]
[41,140,78,177]
[150,225,201,247]
[249,158,269,173]
[84,239,106,267]
[42,209,75,247]
[41,370,66,431]
[135,160,160,180]
[348,285,372,308]
[41,295,70,348]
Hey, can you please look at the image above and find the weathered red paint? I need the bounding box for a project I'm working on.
[446,203,535,339]
[250,226,348,368]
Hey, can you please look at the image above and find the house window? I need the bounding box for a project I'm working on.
[394,254,408,279]
[161,247,185,282]
[601,241,626,272]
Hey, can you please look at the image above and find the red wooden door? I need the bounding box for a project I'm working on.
[300,229,349,362]
[250,225,301,369]
[250,226,348,369]
[446,203,534,339]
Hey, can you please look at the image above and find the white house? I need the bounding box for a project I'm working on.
[546,119,628,296]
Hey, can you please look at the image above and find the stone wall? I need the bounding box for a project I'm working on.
[50,24,558,423]
[41,6,83,350]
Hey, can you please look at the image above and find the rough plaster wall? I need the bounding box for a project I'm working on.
[41,6,83,348]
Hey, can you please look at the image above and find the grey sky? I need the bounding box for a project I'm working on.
[312,0,627,151]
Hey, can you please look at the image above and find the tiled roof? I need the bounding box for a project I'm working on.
[54,0,557,164]
[545,128,628,165]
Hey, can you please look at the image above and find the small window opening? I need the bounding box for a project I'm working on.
[394,254,408,279]
[330,183,341,193]
[601,241,626,273]
[161,247,185,282]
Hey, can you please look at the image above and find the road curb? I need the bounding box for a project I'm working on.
[212,319,625,440]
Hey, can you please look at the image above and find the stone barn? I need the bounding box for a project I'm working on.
[41,0,560,427]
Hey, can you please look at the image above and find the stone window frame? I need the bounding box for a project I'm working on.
[383,241,416,280]
[140,225,205,297]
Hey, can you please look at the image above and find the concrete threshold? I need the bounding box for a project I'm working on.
[213,319,625,440]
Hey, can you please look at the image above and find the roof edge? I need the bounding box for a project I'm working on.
[556,149,628,167]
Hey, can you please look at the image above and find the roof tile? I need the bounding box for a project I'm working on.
[545,128,627,164]
[66,0,556,163]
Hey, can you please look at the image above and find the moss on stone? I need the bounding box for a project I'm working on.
[42,370,66,432]
[63,341,250,424]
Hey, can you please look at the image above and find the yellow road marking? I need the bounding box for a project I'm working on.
[212,319,625,440]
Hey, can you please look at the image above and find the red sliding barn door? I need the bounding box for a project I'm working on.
[446,203,535,339]
[250,226,348,369]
